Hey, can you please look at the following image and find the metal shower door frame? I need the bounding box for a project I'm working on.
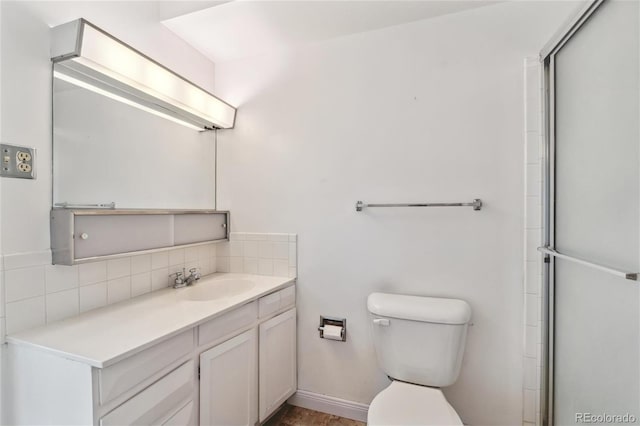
[539,1,605,425]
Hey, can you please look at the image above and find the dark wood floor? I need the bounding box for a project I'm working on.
[264,404,365,426]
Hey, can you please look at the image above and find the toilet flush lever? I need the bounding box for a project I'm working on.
[373,318,390,326]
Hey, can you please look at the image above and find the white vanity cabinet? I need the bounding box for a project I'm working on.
[259,307,297,422]
[6,278,296,426]
[198,286,297,426]
[199,329,258,426]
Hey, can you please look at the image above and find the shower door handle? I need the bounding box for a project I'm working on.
[538,246,639,281]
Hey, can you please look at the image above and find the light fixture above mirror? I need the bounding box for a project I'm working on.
[51,19,236,130]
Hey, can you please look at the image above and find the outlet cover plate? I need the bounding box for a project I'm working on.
[0,144,35,179]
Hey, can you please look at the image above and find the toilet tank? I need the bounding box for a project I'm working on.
[367,293,471,388]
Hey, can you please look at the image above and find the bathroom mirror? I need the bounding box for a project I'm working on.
[52,65,217,210]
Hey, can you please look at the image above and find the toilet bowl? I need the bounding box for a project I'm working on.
[366,293,471,426]
[367,381,462,426]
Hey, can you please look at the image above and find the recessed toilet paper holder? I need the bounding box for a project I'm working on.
[318,316,347,342]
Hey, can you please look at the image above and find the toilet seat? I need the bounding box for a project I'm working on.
[367,381,463,426]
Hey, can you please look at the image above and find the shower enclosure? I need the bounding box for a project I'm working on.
[541,0,640,424]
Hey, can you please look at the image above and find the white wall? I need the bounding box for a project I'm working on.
[214,2,579,425]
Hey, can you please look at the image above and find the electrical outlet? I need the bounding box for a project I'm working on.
[17,151,32,162]
[0,144,35,179]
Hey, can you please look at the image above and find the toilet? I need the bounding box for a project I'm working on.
[367,292,472,425]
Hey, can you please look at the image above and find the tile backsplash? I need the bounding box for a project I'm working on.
[0,232,297,341]
[217,232,297,279]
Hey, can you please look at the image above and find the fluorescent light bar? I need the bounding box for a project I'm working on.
[51,19,236,130]
[53,70,203,131]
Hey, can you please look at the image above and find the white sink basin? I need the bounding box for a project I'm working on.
[181,279,256,301]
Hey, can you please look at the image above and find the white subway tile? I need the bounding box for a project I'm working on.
[289,234,297,242]
[198,245,210,261]
[289,243,297,267]
[169,249,185,266]
[273,260,289,277]
[45,264,78,293]
[244,233,267,241]
[210,256,217,273]
[268,233,289,242]
[273,242,288,260]
[79,282,107,313]
[0,272,4,317]
[107,258,131,280]
[79,261,107,286]
[258,259,273,276]
[183,258,198,273]
[288,267,297,278]
[131,254,151,275]
[523,389,536,423]
[525,262,540,295]
[200,258,212,275]
[151,268,170,291]
[526,229,542,262]
[185,247,199,262]
[243,258,258,274]
[46,289,79,323]
[526,164,542,197]
[217,257,230,273]
[3,251,50,270]
[259,242,273,259]
[526,294,538,326]
[526,132,540,165]
[216,242,230,257]
[5,266,45,302]
[243,241,258,258]
[229,241,243,257]
[230,257,243,273]
[0,318,6,344]
[131,272,151,297]
[151,251,169,270]
[526,197,541,229]
[524,356,537,390]
[525,326,537,358]
[6,296,45,334]
[107,277,131,304]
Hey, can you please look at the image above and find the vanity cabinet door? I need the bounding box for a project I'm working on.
[199,328,258,426]
[259,307,297,422]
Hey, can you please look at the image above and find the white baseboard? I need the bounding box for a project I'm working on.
[287,390,369,423]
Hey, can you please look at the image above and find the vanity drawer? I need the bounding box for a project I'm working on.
[162,400,195,426]
[259,285,296,318]
[99,330,194,405]
[198,301,258,347]
[100,361,194,426]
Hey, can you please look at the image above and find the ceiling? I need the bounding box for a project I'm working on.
[162,1,499,63]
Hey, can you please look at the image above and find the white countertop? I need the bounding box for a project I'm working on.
[7,273,295,368]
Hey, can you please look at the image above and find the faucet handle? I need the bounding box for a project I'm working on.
[170,271,185,287]
[189,267,201,280]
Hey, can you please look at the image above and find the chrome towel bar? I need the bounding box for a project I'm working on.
[355,199,482,212]
[538,247,638,281]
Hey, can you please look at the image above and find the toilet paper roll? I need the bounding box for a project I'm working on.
[322,325,343,340]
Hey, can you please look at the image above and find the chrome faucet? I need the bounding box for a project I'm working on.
[184,267,201,286]
[171,267,201,289]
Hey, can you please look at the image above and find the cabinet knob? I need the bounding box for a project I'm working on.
[80,233,89,240]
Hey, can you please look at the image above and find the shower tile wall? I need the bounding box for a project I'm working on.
[523,57,544,426]
[0,232,298,343]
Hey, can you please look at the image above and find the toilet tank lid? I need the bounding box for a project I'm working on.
[367,293,471,325]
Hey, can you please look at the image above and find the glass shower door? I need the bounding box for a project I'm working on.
[551,0,640,424]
